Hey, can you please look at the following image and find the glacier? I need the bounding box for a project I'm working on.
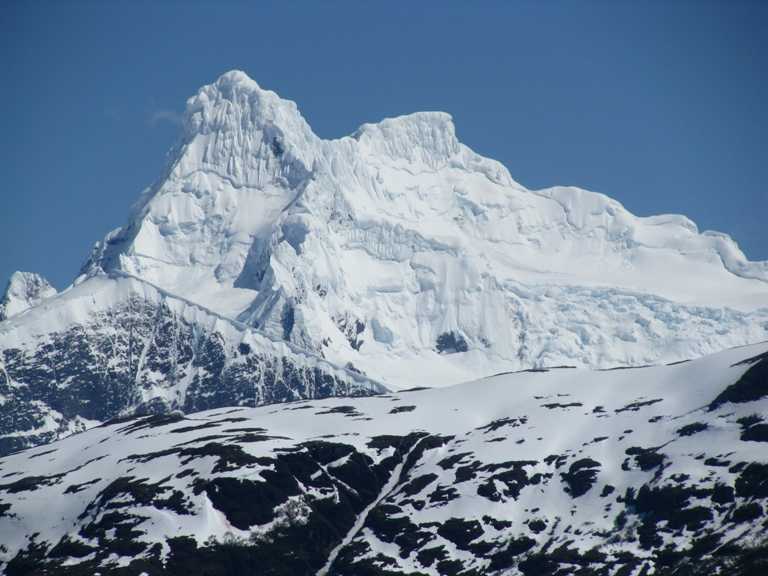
[73,70,767,388]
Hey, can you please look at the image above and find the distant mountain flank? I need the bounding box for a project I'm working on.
[0,273,384,456]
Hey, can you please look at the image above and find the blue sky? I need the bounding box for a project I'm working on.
[2,0,766,289]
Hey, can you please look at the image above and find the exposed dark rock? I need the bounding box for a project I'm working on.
[436,332,468,354]
[541,402,583,409]
[561,458,601,497]
[676,422,708,436]
[436,518,484,551]
[475,416,526,433]
[624,446,666,471]
[710,354,768,410]
[389,405,416,414]
[736,463,768,499]
[615,398,663,413]
[601,484,616,497]
[742,423,768,442]
[732,502,763,523]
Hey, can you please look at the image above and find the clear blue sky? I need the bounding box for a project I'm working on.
[2,1,766,289]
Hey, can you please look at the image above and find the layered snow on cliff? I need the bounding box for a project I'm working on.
[0,271,57,321]
[77,70,768,388]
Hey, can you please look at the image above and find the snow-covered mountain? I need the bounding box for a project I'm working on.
[78,70,768,388]
[1,69,767,455]
[0,272,57,322]
[1,70,767,576]
[1,342,766,575]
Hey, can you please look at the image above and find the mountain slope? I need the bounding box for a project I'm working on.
[0,342,766,575]
[78,70,768,388]
[0,273,384,456]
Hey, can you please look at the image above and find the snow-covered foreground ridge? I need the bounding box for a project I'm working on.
[68,69,767,387]
[1,342,767,575]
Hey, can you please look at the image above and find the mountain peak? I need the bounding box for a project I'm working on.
[183,70,315,145]
[172,70,319,197]
[352,111,460,168]
[211,69,261,91]
[0,271,57,321]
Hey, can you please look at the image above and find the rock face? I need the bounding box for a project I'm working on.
[0,272,57,321]
[77,70,768,388]
[0,343,766,575]
[0,274,384,456]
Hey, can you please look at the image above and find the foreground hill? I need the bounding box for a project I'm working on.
[1,342,766,575]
